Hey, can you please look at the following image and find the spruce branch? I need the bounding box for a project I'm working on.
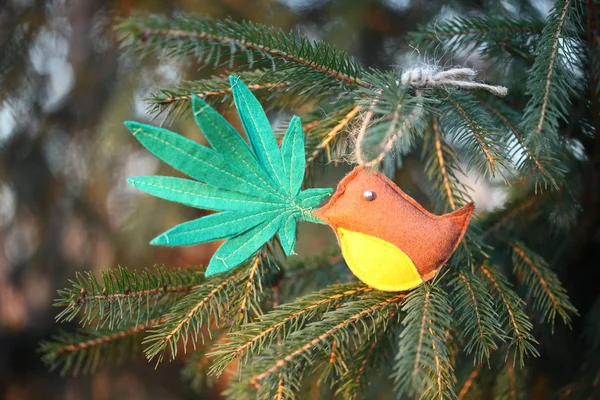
[242,292,406,397]
[233,253,278,327]
[439,92,505,177]
[210,282,374,376]
[392,283,456,400]
[511,242,577,327]
[521,0,583,146]
[478,264,538,365]
[409,16,543,60]
[117,14,367,87]
[450,271,504,363]
[474,94,565,191]
[422,114,472,212]
[54,266,202,329]
[335,310,400,399]
[147,69,338,120]
[143,267,245,363]
[40,317,164,376]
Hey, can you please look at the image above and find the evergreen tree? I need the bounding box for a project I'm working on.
[40,1,600,398]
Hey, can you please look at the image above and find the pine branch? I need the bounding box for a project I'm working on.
[335,310,399,399]
[450,271,504,363]
[521,0,583,147]
[143,267,245,363]
[147,69,340,120]
[54,266,202,329]
[511,242,577,327]
[392,283,456,400]
[409,16,543,60]
[210,282,373,376]
[478,264,539,366]
[40,317,164,376]
[233,253,278,326]
[422,114,472,212]
[241,292,406,398]
[117,13,367,87]
[474,94,563,190]
[439,92,506,178]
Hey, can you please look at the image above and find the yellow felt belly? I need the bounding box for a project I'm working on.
[337,227,423,292]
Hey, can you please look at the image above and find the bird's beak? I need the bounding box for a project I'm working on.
[313,207,324,220]
[311,207,329,225]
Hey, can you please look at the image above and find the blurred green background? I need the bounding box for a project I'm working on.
[0,1,550,399]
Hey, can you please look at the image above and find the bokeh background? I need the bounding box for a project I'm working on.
[0,0,553,399]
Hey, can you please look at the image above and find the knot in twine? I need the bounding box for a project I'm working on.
[353,67,507,168]
[400,67,508,97]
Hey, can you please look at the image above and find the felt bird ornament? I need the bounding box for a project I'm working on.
[126,76,474,292]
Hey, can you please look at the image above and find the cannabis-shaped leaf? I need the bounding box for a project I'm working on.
[125,76,331,276]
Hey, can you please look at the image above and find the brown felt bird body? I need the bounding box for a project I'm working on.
[314,166,474,292]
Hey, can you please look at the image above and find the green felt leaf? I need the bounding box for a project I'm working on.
[124,121,282,201]
[205,212,290,277]
[281,116,306,196]
[191,96,283,195]
[150,209,283,246]
[127,176,282,212]
[278,214,298,256]
[127,77,336,277]
[298,188,333,209]
[229,76,287,191]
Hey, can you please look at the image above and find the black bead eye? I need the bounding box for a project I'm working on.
[363,190,376,201]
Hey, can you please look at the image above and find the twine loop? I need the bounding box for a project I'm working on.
[400,67,508,97]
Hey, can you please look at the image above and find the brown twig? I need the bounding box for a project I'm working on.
[457,363,483,400]
[433,115,457,210]
[55,317,166,355]
[157,82,292,105]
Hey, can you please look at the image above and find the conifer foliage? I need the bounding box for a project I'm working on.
[41,1,600,398]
